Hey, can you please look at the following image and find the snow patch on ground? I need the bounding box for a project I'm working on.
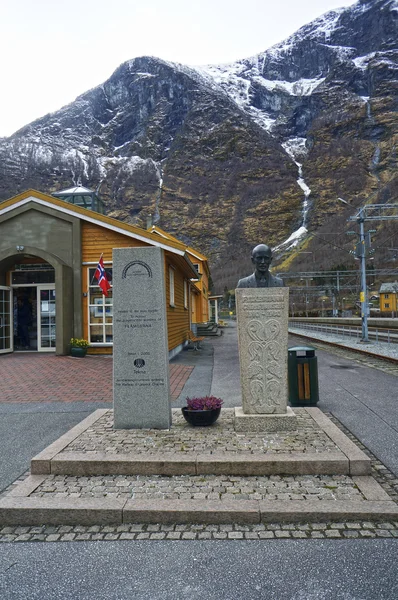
[309,8,345,40]
[353,53,376,70]
[252,76,325,96]
[273,226,308,253]
[247,107,276,132]
[97,155,157,178]
[282,137,308,161]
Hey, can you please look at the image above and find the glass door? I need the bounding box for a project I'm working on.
[0,287,12,354]
[37,286,56,351]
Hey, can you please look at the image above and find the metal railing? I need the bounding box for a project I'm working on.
[289,321,398,346]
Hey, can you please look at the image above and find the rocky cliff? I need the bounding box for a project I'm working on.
[0,0,396,290]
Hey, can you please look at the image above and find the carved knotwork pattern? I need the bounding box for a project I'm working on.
[246,318,282,414]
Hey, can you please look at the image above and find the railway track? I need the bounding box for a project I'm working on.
[288,329,398,373]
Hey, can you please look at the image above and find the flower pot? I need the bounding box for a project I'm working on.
[70,347,87,358]
[181,407,221,427]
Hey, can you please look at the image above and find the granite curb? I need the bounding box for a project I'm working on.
[46,451,349,476]
[1,492,397,527]
[31,409,109,474]
[0,406,390,527]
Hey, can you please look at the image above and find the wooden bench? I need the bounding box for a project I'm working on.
[187,330,205,350]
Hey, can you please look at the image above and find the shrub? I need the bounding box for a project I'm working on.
[186,396,224,411]
[70,338,90,348]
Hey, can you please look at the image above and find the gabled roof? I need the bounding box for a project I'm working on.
[0,189,198,277]
[0,189,184,252]
[149,224,209,265]
[379,281,398,294]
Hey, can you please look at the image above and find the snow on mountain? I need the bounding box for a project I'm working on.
[0,0,396,288]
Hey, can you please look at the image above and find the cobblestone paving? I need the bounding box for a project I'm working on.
[1,415,397,543]
[1,521,397,542]
[31,473,363,502]
[61,408,338,455]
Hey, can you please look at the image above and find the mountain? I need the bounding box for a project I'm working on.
[0,0,397,291]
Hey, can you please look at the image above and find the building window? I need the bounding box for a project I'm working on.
[88,267,113,344]
[184,280,188,309]
[384,294,390,299]
[169,267,175,307]
[12,267,55,285]
[193,264,200,274]
[385,303,390,308]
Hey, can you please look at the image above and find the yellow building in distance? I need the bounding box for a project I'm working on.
[379,282,398,314]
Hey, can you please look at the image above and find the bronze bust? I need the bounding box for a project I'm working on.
[237,244,284,288]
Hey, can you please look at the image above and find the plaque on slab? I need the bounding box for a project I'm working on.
[113,247,171,429]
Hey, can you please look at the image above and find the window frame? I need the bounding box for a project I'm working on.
[87,266,113,345]
[183,280,188,309]
[169,266,175,307]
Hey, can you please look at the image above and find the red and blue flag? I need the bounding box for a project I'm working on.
[94,256,111,296]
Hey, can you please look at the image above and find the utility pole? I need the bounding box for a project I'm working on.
[346,202,398,342]
[347,208,372,342]
[358,208,369,342]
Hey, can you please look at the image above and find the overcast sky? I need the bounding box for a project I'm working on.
[1,0,356,137]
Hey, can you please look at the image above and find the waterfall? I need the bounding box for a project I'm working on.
[296,163,311,228]
[273,137,311,252]
[364,98,381,185]
[153,164,163,224]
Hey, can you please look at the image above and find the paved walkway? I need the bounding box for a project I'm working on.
[1,324,398,600]
[0,353,193,403]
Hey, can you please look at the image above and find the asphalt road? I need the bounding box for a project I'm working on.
[0,402,108,494]
[1,539,397,599]
[313,345,398,476]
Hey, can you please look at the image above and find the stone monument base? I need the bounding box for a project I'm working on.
[234,406,298,432]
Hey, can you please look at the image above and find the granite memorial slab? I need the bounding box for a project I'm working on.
[235,287,297,431]
[113,247,171,429]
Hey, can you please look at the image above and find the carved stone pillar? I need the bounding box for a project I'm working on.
[234,288,297,431]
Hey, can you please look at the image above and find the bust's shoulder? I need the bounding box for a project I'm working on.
[269,273,284,287]
[236,274,255,288]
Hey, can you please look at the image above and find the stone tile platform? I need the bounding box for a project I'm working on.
[1,408,397,526]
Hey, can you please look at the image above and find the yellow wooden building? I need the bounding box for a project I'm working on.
[0,189,209,357]
[379,282,398,314]
[147,225,211,325]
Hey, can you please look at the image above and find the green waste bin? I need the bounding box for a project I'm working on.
[288,346,319,406]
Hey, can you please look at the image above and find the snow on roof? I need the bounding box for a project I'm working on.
[379,282,398,293]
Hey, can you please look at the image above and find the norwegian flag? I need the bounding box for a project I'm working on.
[94,256,111,296]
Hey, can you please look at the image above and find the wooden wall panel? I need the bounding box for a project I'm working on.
[191,262,209,323]
[80,224,190,354]
[81,222,150,354]
[81,222,148,263]
[165,256,190,351]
